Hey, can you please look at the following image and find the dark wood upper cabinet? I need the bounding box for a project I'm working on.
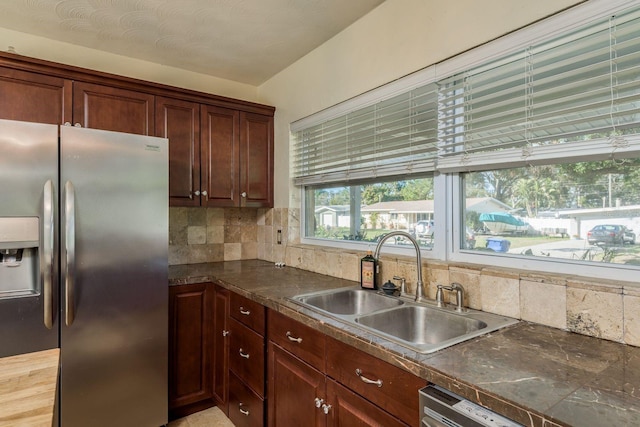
[73,81,154,135]
[155,96,201,206]
[239,112,274,208]
[0,52,274,207]
[200,106,274,208]
[201,105,240,207]
[0,67,72,125]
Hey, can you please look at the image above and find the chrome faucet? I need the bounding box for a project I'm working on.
[373,231,424,302]
[436,282,465,312]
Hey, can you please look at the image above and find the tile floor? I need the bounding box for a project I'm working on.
[168,406,235,427]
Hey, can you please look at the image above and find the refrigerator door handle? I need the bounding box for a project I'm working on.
[63,180,76,326]
[42,180,54,329]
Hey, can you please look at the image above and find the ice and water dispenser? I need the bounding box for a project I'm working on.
[0,217,40,298]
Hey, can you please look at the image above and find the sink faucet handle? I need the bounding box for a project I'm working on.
[392,276,406,294]
[435,284,446,307]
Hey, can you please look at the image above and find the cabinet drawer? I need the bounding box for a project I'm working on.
[326,337,425,426]
[268,310,326,371]
[229,318,265,397]
[230,292,265,334]
[228,371,264,427]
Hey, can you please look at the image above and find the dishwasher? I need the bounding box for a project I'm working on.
[420,385,523,427]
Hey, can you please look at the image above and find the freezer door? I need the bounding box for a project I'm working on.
[0,119,58,358]
[60,126,168,427]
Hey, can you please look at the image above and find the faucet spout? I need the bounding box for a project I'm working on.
[373,231,424,302]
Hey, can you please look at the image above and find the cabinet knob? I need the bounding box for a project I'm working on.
[314,398,324,408]
[222,330,229,337]
[241,191,247,198]
[194,190,200,196]
[202,190,208,196]
[322,403,332,415]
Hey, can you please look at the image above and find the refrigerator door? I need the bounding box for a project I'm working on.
[0,119,58,358]
[60,126,168,427]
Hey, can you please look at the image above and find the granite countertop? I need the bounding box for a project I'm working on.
[170,260,640,427]
[0,348,59,426]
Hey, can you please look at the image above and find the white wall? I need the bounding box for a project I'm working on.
[0,27,258,102]
[258,0,583,208]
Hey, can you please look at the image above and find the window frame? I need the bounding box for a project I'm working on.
[294,0,640,283]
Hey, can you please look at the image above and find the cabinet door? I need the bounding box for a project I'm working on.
[201,104,239,207]
[268,342,326,427]
[239,112,273,207]
[156,96,201,206]
[0,67,71,124]
[326,379,409,427]
[73,81,154,135]
[213,285,230,414]
[168,283,214,418]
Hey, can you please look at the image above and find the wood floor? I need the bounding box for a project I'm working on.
[168,407,235,427]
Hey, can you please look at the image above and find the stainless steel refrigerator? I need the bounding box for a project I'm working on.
[0,119,168,427]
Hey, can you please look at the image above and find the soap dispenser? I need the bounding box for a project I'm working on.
[360,249,377,289]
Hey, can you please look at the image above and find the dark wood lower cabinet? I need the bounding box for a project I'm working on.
[169,293,423,426]
[168,283,215,419]
[268,309,422,427]
[213,285,230,414]
[229,371,265,427]
[268,342,325,427]
[327,379,408,427]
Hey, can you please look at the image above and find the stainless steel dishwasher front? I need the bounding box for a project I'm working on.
[419,385,523,427]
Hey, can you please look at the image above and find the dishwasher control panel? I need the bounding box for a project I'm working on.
[420,385,523,427]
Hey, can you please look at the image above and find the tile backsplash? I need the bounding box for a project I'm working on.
[169,206,640,348]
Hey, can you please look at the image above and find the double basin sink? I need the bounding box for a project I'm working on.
[289,287,518,353]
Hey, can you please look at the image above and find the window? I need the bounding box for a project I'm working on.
[462,160,640,267]
[305,177,435,249]
[293,1,640,280]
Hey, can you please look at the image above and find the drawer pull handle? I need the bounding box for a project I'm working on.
[286,331,303,343]
[239,403,249,416]
[314,397,324,408]
[355,369,383,387]
[239,307,251,315]
[239,348,250,359]
[322,403,332,415]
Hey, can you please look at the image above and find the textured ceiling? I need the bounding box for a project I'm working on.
[0,0,385,85]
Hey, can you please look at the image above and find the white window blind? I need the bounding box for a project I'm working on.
[292,1,640,183]
[437,6,640,172]
[292,83,438,185]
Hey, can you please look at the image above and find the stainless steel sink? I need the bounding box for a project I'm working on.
[356,305,487,345]
[289,287,518,353]
[292,288,403,315]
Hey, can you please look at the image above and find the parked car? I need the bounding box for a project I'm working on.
[586,224,625,246]
[622,226,636,244]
